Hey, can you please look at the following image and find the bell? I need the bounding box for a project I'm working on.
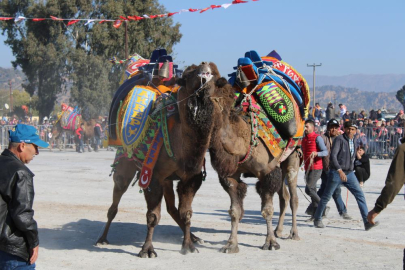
[158,61,170,78]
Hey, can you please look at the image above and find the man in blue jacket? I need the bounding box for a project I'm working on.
[0,124,49,269]
[313,121,378,230]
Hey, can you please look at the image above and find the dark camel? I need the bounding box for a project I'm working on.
[96,62,223,257]
[178,69,302,252]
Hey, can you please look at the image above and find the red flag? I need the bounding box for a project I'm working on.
[127,16,136,20]
[211,5,222,9]
[113,20,122,28]
[200,7,210,13]
[0,17,13,21]
[189,8,199,12]
[98,20,107,24]
[50,16,63,21]
[119,16,128,21]
[67,20,79,26]
[167,12,178,17]
[157,14,166,18]
[232,0,248,3]
[32,18,46,21]
[149,15,157,19]
[130,16,144,21]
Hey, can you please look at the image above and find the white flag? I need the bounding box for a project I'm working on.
[85,20,95,25]
[221,3,232,9]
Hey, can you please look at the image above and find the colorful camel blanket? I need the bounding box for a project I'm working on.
[241,99,303,162]
[113,89,178,189]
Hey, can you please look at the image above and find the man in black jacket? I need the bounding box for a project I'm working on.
[312,121,378,230]
[0,124,49,269]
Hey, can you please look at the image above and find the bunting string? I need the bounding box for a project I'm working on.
[0,0,259,29]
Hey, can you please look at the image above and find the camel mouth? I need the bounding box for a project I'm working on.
[197,62,213,85]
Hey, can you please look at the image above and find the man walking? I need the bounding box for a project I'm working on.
[317,119,351,219]
[302,119,328,218]
[367,139,404,267]
[0,124,49,268]
[313,121,377,230]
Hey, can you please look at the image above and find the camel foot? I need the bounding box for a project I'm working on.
[274,229,283,238]
[180,243,199,255]
[219,243,239,254]
[262,240,280,250]
[95,238,109,246]
[138,246,158,258]
[191,233,204,244]
[288,231,300,241]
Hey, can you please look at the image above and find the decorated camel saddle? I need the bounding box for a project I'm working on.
[56,103,82,131]
[108,49,182,189]
[229,50,310,162]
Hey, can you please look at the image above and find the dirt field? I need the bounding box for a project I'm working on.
[28,149,404,269]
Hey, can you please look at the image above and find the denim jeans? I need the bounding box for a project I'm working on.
[314,170,368,223]
[0,250,35,269]
[318,170,347,215]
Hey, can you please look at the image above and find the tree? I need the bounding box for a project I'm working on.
[67,0,182,119]
[0,0,75,119]
[395,85,405,111]
[0,0,182,120]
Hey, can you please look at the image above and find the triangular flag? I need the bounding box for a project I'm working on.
[67,20,79,26]
[232,0,248,3]
[98,20,107,24]
[167,12,178,17]
[211,5,222,9]
[0,17,13,21]
[113,20,122,28]
[178,9,189,14]
[14,16,26,23]
[119,16,128,21]
[189,8,199,12]
[85,19,95,25]
[200,7,210,13]
[143,15,150,18]
[50,16,63,21]
[32,18,46,21]
[221,3,232,9]
[149,15,157,19]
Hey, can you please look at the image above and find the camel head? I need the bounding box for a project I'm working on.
[177,62,226,97]
[176,62,227,128]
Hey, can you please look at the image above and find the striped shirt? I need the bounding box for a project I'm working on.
[349,138,354,157]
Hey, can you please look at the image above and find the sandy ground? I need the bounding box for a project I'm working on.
[26,148,405,270]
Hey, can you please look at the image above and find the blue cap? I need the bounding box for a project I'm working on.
[8,124,49,148]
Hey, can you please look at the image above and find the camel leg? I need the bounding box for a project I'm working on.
[274,179,290,238]
[139,177,163,258]
[256,168,283,250]
[218,174,247,253]
[177,172,203,255]
[96,159,137,245]
[286,163,300,240]
[162,181,204,244]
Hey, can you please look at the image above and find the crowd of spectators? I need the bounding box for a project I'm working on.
[308,103,405,158]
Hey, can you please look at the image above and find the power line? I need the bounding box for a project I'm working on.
[307,63,322,108]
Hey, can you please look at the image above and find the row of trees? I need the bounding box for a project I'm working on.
[0,0,182,120]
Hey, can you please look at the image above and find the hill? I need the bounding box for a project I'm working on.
[304,74,405,93]
[0,67,25,90]
[314,85,401,112]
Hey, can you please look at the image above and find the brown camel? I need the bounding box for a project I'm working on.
[50,118,99,151]
[177,68,302,252]
[96,62,223,257]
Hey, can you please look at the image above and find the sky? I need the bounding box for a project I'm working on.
[1,0,404,78]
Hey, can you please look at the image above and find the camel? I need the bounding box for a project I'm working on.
[50,118,99,151]
[96,62,224,257]
[177,64,303,252]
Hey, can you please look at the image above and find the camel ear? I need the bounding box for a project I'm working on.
[176,78,186,86]
[215,77,228,88]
